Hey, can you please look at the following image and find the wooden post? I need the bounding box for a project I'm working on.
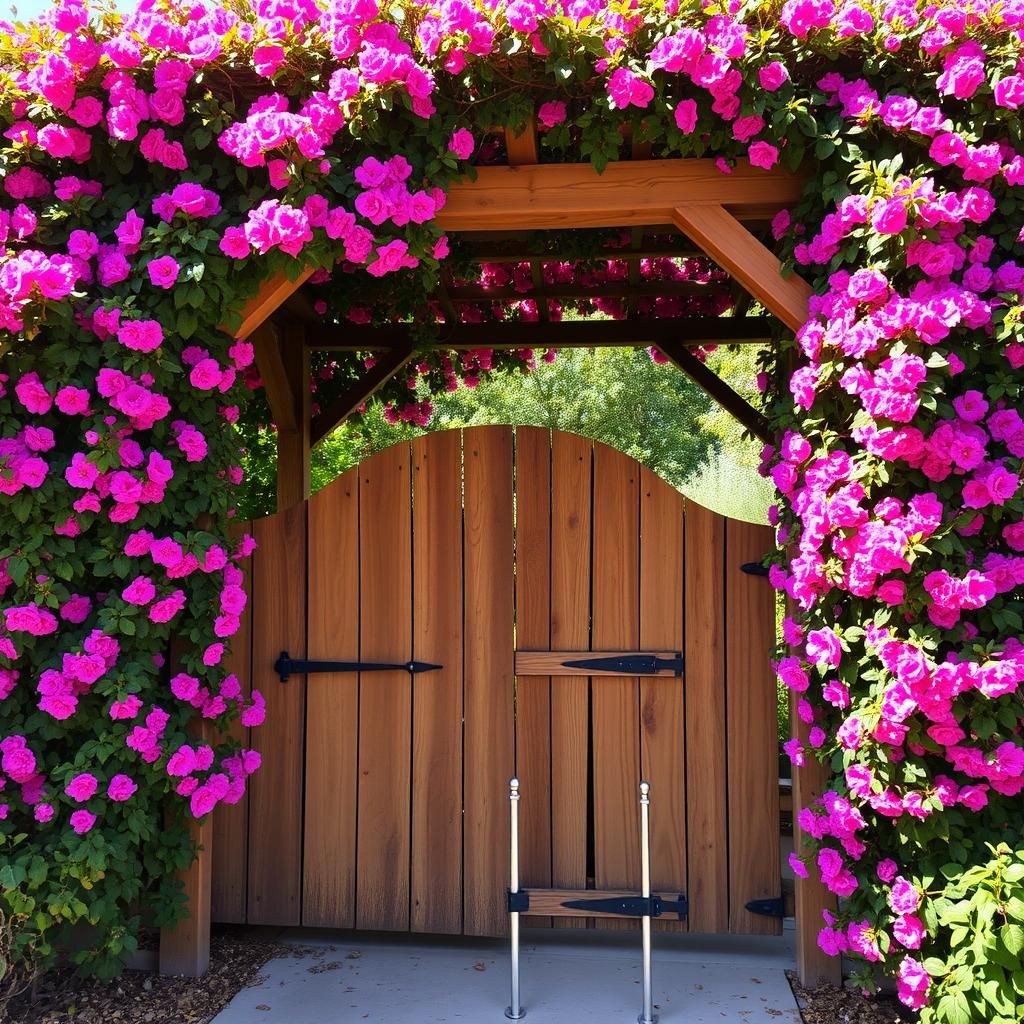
[276,325,311,509]
[159,809,213,976]
[787,592,842,987]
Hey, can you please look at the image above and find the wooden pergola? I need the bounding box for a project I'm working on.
[168,130,837,990]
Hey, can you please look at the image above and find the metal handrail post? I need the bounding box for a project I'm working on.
[505,778,525,1020]
[638,781,657,1024]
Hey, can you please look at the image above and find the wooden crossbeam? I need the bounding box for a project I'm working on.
[307,316,775,351]
[437,160,806,232]
[310,346,416,445]
[446,280,718,302]
[657,341,771,444]
[458,243,702,264]
[671,205,812,333]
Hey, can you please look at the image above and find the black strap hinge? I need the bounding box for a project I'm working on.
[562,893,688,919]
[740,561,770,577]
[745,896,785,918]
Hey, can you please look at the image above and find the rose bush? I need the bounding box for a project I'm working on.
[1,0,1023,1020]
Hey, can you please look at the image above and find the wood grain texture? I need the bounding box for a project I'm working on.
[438,160,806,231]
[513,427,553,926]
[549,432,592,927]
[671,204,813,332]
[224,265,315,339]
[211,539,251,924]
[302,469,359,927]
[638,467,687,933]
[463,427,515,936]
[250,323,298,433]
[683,500,728,933]
[411,432,464,934]
[515,650,680,677]
[247,503,306,925]
[591,442,641,921]
[726,520,781,936]
[356,443,413,931]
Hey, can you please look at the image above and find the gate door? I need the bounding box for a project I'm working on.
[210,426,779,938]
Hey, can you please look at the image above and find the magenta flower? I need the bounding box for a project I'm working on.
[70,809,97,835]
[65,773,98,803]
[147,255,180,289]
[448,128,474,159]
[607,68,654,110]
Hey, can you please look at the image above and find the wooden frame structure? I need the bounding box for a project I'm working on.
[163,139,837,990]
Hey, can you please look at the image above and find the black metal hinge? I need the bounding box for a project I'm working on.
[560,653,684,677]
[508,890,688,920]
[274,651,442,683]
[740,561,770,577]
[745,896,785,918]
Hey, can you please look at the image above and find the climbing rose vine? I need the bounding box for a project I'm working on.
[1,0,1024,1019]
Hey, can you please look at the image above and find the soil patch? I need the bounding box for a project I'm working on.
[788,970,915,1024]
[5,928,285,1024]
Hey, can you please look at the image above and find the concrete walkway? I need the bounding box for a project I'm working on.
[212,925,802,1024]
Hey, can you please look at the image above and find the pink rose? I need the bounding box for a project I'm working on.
[70,809,97,834]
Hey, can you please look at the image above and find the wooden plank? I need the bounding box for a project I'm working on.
[505,122,539,165]
[638,467,687,933]
[591,442,641,927]
[411,431,464,933]
[726,520,781,935]
[438,160,806,231]
[521,889,686,921]
[159,807,212,976]
[683,501,728,933]
[211,539,252,924]
[302,468,360,927]
[672,204,813,333]
[356,443,413,931]
[247,503,306,925]
[515,651,680,677]
[277,325,310,509]
[463,426,515,936]
[513,427,552,926]
[310,347,416,446]
[549,432,592,928]
[223,265,315,339]
[309,317,774,352]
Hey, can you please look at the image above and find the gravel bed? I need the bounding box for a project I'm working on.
[4,928,285,1024]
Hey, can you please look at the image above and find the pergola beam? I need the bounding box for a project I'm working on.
[671,205,812,333]
[251,322,299,433]
[437,159,805,231]
[228,265,316,339]
[307,316,775,352]
[657,342,771,444]
[310,346,416,446]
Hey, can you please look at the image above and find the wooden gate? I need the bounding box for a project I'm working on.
[210,426,780,937]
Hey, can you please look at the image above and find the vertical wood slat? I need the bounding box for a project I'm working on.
[302,472,360,927]
[513,427,553,926]
[356,443,413,931]
[591,443,641,929]
[247,503,306,925]
[726,520,781,935]
[683,501,728,933]
[463,426,515,936]
[411,432,464,933]
[638,469,687,933]
[549,432,592,928]
[210,534,252,924]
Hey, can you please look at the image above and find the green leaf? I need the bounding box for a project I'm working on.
[1002,923,1024,956]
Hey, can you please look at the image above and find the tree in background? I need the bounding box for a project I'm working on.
[238,345,773,523]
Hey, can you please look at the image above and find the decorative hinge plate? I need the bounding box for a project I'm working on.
[274,651,442,683]
[745,896,785,918]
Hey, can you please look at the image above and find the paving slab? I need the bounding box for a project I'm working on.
[212,926,801,1024]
